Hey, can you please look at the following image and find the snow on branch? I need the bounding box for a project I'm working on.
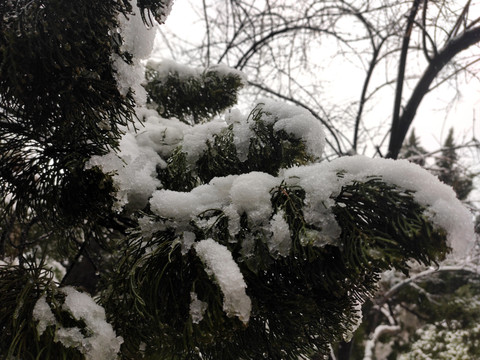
[194,239,251,324]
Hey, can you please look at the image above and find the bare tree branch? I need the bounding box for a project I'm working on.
[390,0,422,158]
[387,25,480,158]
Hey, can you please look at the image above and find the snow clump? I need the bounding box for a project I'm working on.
[282,156,475,257]
[194,239,251,324]
[261,98,325,160]
[189,291,208,324]
[32,287,123,360]
[112,1,157,106]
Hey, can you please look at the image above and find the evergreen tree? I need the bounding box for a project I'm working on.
[399,129,427,167]
[0,1,475,360]
[434,128,475,201]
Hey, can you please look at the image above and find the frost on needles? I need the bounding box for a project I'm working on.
[0,1,475,359]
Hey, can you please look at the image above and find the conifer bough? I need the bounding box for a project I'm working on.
[0,1,475,359]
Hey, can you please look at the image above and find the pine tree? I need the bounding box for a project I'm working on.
[0,2,475,360]
[400,129,427,167]
[434,128,474,201]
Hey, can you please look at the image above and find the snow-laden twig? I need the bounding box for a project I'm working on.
[376,264,480,308]
[380,304,396,326]
[363,324,401,360]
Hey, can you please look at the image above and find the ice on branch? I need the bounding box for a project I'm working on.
[194,239,251,324]
[32,287,123,360]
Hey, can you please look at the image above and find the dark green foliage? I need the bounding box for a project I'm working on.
[0,0,136,231]
[334,178,447,274]
[0,0,135,150]
[103,178,449,359]
[159,104,314,191]
[0,0,172,279]
[158,148,200,191]
[0,0,172,232]
[137,0,172,25]
[145,63,245,124]
[59,166,117,225]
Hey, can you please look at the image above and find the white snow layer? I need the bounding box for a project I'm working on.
[147,59,248,85]
[150,156,473,258]
[32,295,56,335]
[87,131,163,211]
[182,118,227,164]
[113,0,157,105]
[269,211,292,257]
[32,287,123,360]
[194,239,251,324]
[150,172,280,232]
[88,95,322,213]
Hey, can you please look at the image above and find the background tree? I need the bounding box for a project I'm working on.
[433,128,475,201]
[399,129,428,167]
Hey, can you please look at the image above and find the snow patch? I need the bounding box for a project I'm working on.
[261,99,325,160]
[230,172,280,225]
[189,291,208,324]
[32,295,56,335]
[268,211,291,257]
[182,119,227,164]
[194,239,251,324]
[32,287,123,360]
[113,0,157,105]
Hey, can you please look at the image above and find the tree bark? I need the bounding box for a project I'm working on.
[387,26,480,159]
